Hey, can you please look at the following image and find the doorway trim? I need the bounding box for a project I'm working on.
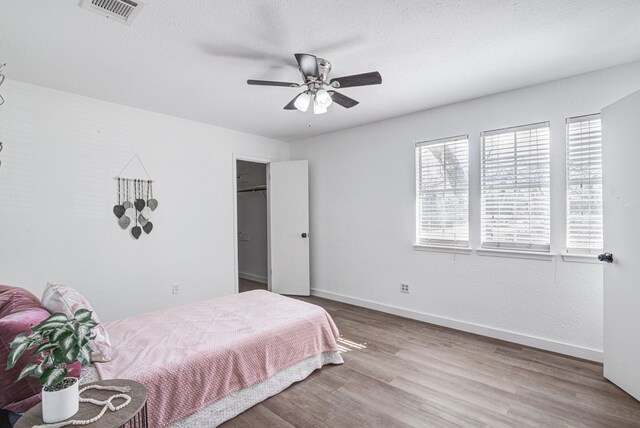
[232,153,273,294]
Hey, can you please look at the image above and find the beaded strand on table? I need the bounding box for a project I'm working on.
[32,385,132,428]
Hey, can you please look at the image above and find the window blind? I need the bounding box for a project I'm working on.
[415,136,469,247]
[566,114,603,253]
[481,122,551,251]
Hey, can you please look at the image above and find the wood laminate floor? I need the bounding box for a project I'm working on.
[238,278,268,293]
[221,295,640,427]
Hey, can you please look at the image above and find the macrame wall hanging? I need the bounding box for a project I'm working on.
[113,154,158,240]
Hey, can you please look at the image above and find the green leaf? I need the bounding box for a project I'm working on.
[78,345,92,365]
[41,366,67,388]
[26,332,43,345]
[34,323,64,334]
[74,309,93,323]
[77,326,90,344]
[6,342,30,369]
[33,360,46,377]
[33,313,69,331]
[10,333,29,348]
[51,327,72,343]
[53,345,79,365]
[59,333,76,353]
[16,362,38,382]
[34,342,57,354]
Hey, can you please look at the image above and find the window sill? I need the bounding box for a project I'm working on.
[413,244,472,255]
[414,246,600,263]
[561,253,601,264]
[476,248,554,261]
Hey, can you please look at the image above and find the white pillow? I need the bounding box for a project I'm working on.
[41,283,112,362]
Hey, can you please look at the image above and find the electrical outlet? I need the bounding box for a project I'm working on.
[172,283,180,294]
[401,283,410,293]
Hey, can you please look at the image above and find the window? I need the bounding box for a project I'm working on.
[481,122,551,252]
[415,136,469,247]
[566,114,603,254]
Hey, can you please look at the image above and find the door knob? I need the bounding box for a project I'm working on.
[301,233,307,238]
[598,253,614,263]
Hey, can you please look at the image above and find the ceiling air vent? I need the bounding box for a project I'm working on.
[79,0,144,24]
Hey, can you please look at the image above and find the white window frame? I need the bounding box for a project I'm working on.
[480,122,551,253]
[415,135,469,248]
[565,113,603,255]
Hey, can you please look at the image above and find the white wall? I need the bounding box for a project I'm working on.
[290,61,640,361]
[237,161,268,282]
[0,80,288,321]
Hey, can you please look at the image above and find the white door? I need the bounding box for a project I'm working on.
[269,160,310,295]
[602,90,640,400]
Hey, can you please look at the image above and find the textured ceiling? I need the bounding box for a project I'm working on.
[1,0,640,141]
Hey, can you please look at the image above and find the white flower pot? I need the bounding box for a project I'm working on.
[42,378,79,423]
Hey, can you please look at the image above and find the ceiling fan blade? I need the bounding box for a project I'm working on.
[247,79,299,87]
[294,53,319,79]
[284,94,302,110]
[330,71,382,88]
[328,91,359,108]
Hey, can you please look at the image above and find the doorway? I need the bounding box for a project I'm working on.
[233,157,311,296]
[236,159,269,293]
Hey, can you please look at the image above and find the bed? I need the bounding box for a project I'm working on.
[80,290,343,427]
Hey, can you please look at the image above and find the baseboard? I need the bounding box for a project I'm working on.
[311,288,603,362]
[239,272,268,284]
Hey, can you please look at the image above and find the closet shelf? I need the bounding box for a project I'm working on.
[237,185,266,193]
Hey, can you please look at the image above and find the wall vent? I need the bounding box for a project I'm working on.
[79,0,144,24]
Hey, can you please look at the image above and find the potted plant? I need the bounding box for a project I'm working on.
[6,309,97,423]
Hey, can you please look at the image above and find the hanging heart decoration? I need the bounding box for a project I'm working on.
[134,198,145,212]
[113,178,125,218]
[119,215,131,229]
[113,205,125,219]
[113,155,158,240]
[131,226,142,239]
[138,214,147,226]
[147,181,158,211]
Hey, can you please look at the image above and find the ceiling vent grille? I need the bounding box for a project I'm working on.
[80,0,144,24]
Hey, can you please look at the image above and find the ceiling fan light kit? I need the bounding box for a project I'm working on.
[294,92,311,112]
[247,53,381,114]
[313,102,327,115]
[315,89,333,109]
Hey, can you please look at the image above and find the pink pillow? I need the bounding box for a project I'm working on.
[0,285,41,318]
[0,287,80,413]
[41,283,112,362]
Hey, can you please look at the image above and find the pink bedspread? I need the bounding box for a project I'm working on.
[94,290,341,427]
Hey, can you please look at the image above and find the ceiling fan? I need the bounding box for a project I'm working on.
[247,53,381,114]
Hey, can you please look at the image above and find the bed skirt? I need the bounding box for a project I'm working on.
[82,351,343,427]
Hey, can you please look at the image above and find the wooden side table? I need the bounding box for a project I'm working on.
[15,379,147,428]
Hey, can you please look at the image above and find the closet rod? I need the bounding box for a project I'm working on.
[237,185,266,193]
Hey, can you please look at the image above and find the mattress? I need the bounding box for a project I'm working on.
[85,291,343,427]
